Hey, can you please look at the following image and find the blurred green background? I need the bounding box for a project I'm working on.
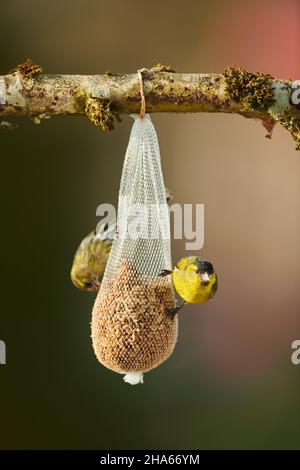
[1,0,300,450]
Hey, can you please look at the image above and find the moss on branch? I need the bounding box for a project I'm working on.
[84,97,121,131]
[224,66,275,112]
[279,116,300,150]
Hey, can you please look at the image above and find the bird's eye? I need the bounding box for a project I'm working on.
[84,281,93,288]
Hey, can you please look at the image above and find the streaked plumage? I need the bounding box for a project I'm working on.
[70,221,115,292]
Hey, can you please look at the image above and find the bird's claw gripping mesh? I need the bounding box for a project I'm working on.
[91,115,178,384]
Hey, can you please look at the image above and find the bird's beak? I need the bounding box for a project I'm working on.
[201,272,211,285]
[91,278,101,292]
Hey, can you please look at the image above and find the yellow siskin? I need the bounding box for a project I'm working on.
[70,222,115,292]
[160,256,218,316]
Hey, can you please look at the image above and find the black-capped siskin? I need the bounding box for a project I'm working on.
[160,256,218,316]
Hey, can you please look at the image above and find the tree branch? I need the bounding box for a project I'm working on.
[1,61,300,147]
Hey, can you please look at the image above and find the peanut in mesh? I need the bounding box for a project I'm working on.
[91,260,178,374]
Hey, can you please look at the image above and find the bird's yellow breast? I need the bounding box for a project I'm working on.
[172,268,216,304]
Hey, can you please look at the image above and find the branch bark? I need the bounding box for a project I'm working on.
[0,62,300,146]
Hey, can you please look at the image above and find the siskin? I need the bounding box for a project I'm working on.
[70,222,115,292]
[160,256,218,316]
[71,189,173,293]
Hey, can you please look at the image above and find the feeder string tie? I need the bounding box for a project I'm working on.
[138,69,146,119]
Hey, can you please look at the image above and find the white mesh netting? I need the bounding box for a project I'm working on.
[91,115,178,384]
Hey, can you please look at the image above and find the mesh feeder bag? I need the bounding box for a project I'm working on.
[91,114,178,385]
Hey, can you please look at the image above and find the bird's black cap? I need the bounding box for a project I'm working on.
[196,260,214,275]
